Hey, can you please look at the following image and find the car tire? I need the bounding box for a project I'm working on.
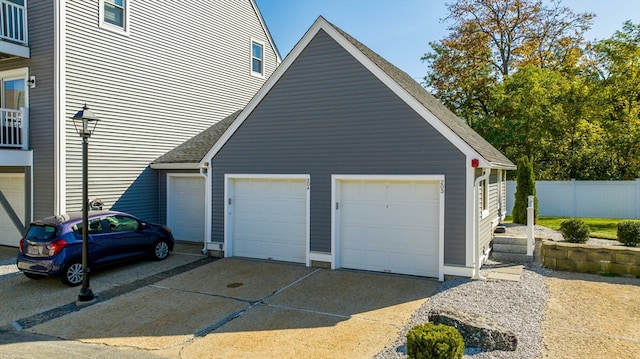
[23,272,46,280]
[152,240,170,261]
[61,260,84,287]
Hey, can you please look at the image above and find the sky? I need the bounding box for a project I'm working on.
[255,0,640,82]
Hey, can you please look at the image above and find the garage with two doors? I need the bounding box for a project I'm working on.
[223,175,444,279]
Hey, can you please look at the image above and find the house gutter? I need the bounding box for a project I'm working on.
[199,162,212,255]
[473,167,490,280]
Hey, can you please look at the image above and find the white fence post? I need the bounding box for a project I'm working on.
[527,195,534,256]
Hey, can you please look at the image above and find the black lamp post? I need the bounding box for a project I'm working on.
[71,104,99,305]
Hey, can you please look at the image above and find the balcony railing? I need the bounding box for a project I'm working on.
[0,0,27,45]
[0,107,28,149]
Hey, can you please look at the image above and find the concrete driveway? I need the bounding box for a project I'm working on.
[1,249,439,358]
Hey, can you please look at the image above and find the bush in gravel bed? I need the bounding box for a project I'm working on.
[406,322,464,359]
[617,221,640,247]
[560,219,590,243]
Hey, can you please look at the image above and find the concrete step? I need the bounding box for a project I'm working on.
[493,235,528,246]
[493,243,528,254]
[490,252,533,264]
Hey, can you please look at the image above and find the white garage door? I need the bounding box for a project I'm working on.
[167,175,205,242]
[0,174,25,247]
[228,177,308,264]
[337,178,442,278]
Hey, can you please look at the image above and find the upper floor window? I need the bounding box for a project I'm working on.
[251,40,264,77]
[100,0,130,35]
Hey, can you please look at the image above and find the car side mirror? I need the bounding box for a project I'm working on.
[138,222,149,231]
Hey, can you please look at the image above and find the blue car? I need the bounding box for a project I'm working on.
[17,210,175,286]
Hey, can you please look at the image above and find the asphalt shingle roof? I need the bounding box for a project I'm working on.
[152,110,241,164]
[153,18,514,169]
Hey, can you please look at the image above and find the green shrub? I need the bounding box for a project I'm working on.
[560,219,590,243]
[406,322,464,359]
[512,156,538,224]
[617,221,640,247]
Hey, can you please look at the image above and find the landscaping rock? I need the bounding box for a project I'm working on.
[428,309,517,351]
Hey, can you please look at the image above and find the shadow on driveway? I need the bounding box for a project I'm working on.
[8,257,439,358]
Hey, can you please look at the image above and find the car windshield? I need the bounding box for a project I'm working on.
[25,225,58,242]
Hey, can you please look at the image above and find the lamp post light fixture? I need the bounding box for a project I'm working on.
[71,104,100,305]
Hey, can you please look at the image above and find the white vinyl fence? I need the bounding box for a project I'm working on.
[506,179,640,219]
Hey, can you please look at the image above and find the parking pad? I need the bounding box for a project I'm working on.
[28,286,248,350]
[155,257,318,302]
[178,304,403,359]
[266,269,439,324]
[13,258,439,357]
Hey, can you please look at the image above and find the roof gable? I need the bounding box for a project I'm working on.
[198,16,514,169]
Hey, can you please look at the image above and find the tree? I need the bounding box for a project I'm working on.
[512,156,537,224]
[587,21,640,180]
[423,0,594,125]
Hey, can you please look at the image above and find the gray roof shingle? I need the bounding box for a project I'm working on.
[152,110,242,164]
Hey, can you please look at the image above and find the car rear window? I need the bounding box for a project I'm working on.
[25,225,58,241]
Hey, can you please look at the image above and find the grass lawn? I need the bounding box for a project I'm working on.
[536,217,621,240]
[505,216,623,240]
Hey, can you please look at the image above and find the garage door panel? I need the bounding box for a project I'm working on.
[338,179,440,278]
[230,178,307,264]
[168,176,205,242]
[0,174,25,247]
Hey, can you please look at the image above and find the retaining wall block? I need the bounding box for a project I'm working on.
[544,246,568,260]
[615,250,640,265]
[543,257,557,269]
[567,249,589,262]
[556,258,577,271]
[587,250,614,263]
[575,260,602,274]
[608,263,631,276]
[628,265,640,277]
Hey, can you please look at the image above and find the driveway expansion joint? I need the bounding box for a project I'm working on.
[12,256,217,330]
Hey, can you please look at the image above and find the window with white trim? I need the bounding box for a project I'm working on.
[251,40,264,77]
[100,0,130,35]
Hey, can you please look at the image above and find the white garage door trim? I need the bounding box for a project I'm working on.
[224,174,310,265]
[331,174,445,281]
[167,174,206,243]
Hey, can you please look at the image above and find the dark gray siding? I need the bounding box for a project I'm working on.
[0,2,56,220]
[211,30,468,265]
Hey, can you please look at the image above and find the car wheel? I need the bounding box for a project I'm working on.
[23,272,46,280]
[153,240,170,261]
[61,260,84,287]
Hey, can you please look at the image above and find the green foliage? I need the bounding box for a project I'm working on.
[536,217,619,240]
[617,221,640,247]
[560,219,591,243]
[423,1,640,181]
[512,157,537,224]
[406,323,465,359]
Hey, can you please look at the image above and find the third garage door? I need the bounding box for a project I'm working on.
[337,178,442,278]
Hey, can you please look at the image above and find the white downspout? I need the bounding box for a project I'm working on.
[199,162,211,255]
[473,167,490,280]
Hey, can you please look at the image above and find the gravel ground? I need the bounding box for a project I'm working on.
[375,223,623,359]
[375,264,550,359]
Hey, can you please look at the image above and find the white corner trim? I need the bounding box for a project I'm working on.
[443,265,475,278]
[54,1,66,215]
[150,162,200,170]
